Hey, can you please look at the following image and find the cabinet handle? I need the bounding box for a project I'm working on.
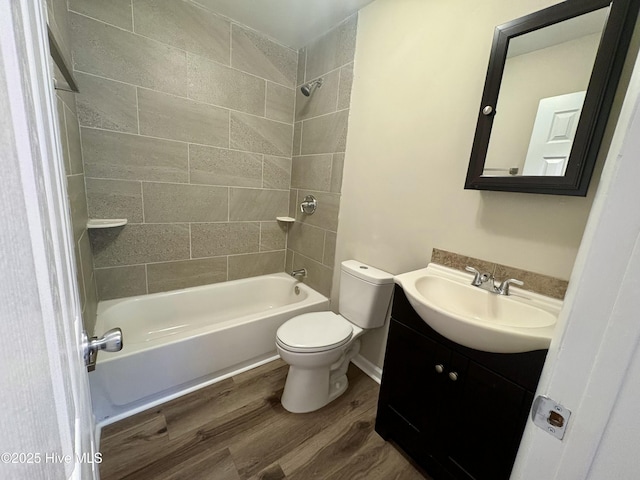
[435,364,444,374]
[449,372,458,381]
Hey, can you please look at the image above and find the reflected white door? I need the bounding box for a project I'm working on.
[522,91,586,176]
[0,2,98,479]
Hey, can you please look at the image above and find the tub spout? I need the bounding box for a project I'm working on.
[291,268,307,279]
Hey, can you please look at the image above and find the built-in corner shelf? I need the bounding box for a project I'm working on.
[86,218,128,229]
[276,216,295,223]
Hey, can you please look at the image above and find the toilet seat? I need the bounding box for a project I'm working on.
[276,312,353,353]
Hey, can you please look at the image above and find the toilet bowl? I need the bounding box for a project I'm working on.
[276,260,394,413]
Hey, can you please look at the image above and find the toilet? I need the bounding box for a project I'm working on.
[276,260,394,413]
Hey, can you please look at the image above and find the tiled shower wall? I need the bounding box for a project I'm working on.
[47,0,98,333]
[286,16,358,297]
[68,0,296,299]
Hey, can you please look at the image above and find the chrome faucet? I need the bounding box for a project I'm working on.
[465,266,523,296]
[291,268,307,279]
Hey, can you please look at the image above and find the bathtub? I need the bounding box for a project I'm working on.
[89,273,328,423]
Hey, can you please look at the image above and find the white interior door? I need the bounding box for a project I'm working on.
[522,91,586,176]
[0,2,97,479]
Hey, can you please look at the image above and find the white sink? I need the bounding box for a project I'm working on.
[395,263,562,353]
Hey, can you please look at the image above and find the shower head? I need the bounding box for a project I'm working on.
[301,78,323,97]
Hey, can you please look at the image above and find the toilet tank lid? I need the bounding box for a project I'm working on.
[341,260,394,285]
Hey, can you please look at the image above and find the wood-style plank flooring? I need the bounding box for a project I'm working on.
[99,360,428,480]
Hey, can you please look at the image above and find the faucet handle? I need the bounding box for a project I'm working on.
[465,266,483,286]
[497,278,524,295]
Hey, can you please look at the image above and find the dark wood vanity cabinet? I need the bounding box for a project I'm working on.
[376,286,547,480]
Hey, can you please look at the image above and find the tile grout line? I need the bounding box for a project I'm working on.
[71,11,297,90]
[73,70,295,127]
[72,129,275,163]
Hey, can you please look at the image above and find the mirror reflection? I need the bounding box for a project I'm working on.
[483,7,610,177]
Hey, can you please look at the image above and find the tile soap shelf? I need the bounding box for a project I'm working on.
[276,217,295,223]
[87,218,128,229]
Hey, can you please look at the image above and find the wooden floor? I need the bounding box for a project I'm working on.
[99,360,427,480]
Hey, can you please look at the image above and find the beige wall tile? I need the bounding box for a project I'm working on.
[67,174,88,244]
[86,178,143,223]
[266,82,295,123]
[189,146,262,187]
[285,249,294,274]
[295,190,340,232]
[323,231,337,267]
[91,224,190,267]
[76,73,138,133]
[82,128,188,182]
[294,69,339,121]
[57,90,77,114]
[288,189,298,218]
[287,222,325,262]
[263,155,291,190]
[231,24,297,87]
[69,0,133,30]
[147,257,227,293]
[230,112,292,157]
[291,154,332,192]
[56,98,70,174]
[292,252,332,297]
[78,232,94,304]
[191,222,260,258]
[138,88,229,147]
[50,0,72,61]
[142,182,228,223]
[297,48,306,85]
[228,251,285,280]
[306,15,357,81]
[65,104,84,175]
[70,13,187,96]
[95,265,147,300]
[337,62,354,110]
[73,242,86,313]
[300,110,349,155]
[84,273,98,334]
[188,54,265,116]
[229,188,289,221]
[260,222,287,252]
[133,0,230,64]
[293,122,302,156]
[330,153,345,193]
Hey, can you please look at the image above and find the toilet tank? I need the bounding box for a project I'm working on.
[339,260,394,329]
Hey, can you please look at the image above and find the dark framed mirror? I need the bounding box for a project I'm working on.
[465,0,640,196]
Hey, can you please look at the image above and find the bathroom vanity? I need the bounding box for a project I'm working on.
[375,286,547,480]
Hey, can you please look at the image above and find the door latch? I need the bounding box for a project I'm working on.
[532,395,571,440]
[82,328,123,372]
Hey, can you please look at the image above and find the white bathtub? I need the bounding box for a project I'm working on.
[89,273,328,423]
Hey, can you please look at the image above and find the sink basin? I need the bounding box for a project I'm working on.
[395,264,562,353]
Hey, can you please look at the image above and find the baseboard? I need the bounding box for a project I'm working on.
[352,354,382,384]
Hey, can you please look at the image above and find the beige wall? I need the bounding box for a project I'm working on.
[486,33,601,172]
[335,0,602,367]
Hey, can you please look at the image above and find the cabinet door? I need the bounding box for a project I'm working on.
[444,360,531,480]
[379,320,451,448]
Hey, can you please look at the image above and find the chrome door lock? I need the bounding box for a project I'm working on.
[532,395,571,440]
[82,328,123,372]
